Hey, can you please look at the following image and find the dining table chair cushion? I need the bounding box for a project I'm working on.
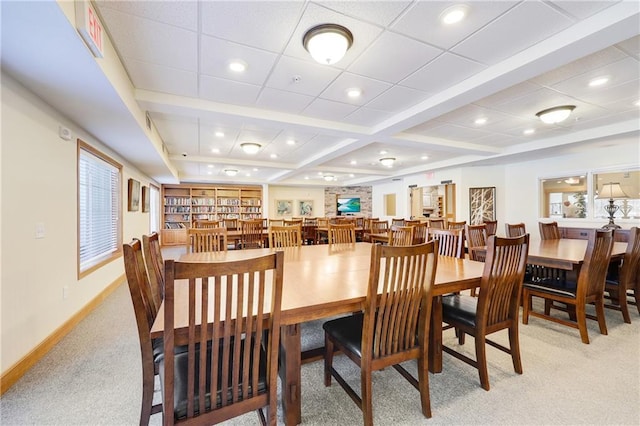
[158,338,266,421]
[323,313,365,358]
[441,295,479,328]
[522,282,576,298]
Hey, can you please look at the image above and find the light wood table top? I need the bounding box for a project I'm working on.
[526,238,626,270]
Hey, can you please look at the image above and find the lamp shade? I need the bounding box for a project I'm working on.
[303,24,353,65]
[241,143,261,154]
[598,182,629,199]
[536,105,575,124]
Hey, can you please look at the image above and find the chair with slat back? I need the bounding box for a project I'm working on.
[539,221,561,240]
[505,223,527,237]
[194,220,220,229]
[142,232,164,311]
[161,251,284,425]
[269,224,302,248]
[604,227,640,323]
[391,218,406,227]
[239,219,265,249]
[365,220,389,243]
[465,224,487,262]
[123,239,163,425]
[483,220,498,236]
[428,228,464,258]
[442,234,530,390]
[188,227,228,253]
[316,218,330,244]
[388,225,415,246]
[523,229,614,344]
[405,219,420,226]
[328,222,356,246]
[284,218,303,227]
[428,218,446,229]
[323,242,439,425]
[268,219,284,227]
[448,221,467,230]
[222,218,238,231]
[413,222,429,244]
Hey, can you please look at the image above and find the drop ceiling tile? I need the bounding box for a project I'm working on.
[365,85,429,112]
[200,36,279,85]
[414,123,493,142]
[615,35,640,59]
[302,98,359,121]
[472,81,542,108]
[199,75,261,106]
[391,1,518,50]
[199,125,241,155]
[494,87,582,120]
[96,1,198,30]
[153,117,198,146]
[320,1,412,27]
[343,107,393,127]
[551,57,640,99]
[400,53,486,93]
[256,87,314,114]
[472,132,525,148]
[265,55,341,96]
[551,1,619,19]
[199,1,304,52]
[125,59,198,98]
[319,72,391,106]
[348,32,442,83]
[452,2,574,64]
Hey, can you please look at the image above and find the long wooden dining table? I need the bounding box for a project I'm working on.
[151,242,484,425]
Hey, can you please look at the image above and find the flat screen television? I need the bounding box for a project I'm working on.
[337,197,361,215]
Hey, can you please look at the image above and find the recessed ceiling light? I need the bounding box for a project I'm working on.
[324,175,335,182]
[228,60,247,72]
[379,150,388,155]
[474,117,487,125]
[346,88,362,98]
[211,148,220,154]
[246,173,251,177]
[304,176,309,180]
[207,171,212,175]
[215,131,224,137]
[588,76,609,87]
[253,168,258,172]
[523,129,535,135]
[318,172,323,176]
[241,143,261,154]
[440,5,468,25]
[270,154,277,159]
[635,100,640,107]
[350,160,357,165]
[287,139,296,145]
[421,155,429,160]
[207,164,214,168]
[349,174,354,178]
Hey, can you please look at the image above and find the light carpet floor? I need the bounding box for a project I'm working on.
[1,283,638,425]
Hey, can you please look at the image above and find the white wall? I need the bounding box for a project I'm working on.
[1,73,156,373]
[267,185,324,218]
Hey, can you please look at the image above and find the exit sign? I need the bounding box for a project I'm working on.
[75,1,104,58]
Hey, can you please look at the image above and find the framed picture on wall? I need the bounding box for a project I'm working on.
[299,200,313,216]
[141,185,150,213]
[128,178,140,211]
[469,187,496,224]
[276,200,293,216]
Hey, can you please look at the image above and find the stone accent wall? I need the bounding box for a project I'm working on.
[324,186,373,217]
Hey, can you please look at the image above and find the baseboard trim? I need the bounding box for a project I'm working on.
[0,275,126,396]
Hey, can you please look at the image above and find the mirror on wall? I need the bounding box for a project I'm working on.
[540,175,588,218]
[593,170,640,220]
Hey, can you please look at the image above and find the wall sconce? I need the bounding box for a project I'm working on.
[597,182,629,229]
[536,105,576,124]
[379,157,396,167]
[303,24,353,65]
[241,143,261,154]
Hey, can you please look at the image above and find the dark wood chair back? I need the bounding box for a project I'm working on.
[428,228,464,258]
[370,220,389,234]
[162,251,284,425]
[239,219,264,249]
[222,218,238,230]
[388,225,415,246]
[269,224,302,248]
[465,224,487,262]
[505,222,526,237]
[142,232,164,311]
[605,227,640,322]
[448,220,467,230]
[391,218,406,227]
[539,221,561,240]
[413,222,429,244]
[188,227,228,253]
[428,218,446,229]
[483,220,498,236]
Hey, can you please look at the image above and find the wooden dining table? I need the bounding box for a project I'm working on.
[526,238,627,270]
[151,242,484,426]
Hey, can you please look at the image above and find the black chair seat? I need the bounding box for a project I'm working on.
[523,281,576,298]
[323,313,364,358]
[442,294,477,328]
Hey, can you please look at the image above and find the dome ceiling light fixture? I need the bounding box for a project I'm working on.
[224,169,238,177]
[536,105,576,124]
[240,142,261,154]
[379,157,396,167]
[303,24,353,65]
[323,175,335,182]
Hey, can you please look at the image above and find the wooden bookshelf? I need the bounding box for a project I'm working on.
[160,184,262,245]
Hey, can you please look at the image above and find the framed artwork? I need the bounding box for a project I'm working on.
[276,200,293,216]
[128,178,140,211]
[469,187,496,225]
[299,200,313,216]
[141,185,150,213]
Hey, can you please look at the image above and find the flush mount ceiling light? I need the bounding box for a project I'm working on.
[240,143,261,154]
[536,105,576,124]
[224,169,238,177]
[228,60,247,72]
[303,24,353,65]
[323,175,335,182]
[346,87,362,98]
[440,4,469,25]
[379,157,396,167]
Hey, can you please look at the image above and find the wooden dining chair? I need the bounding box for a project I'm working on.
[413,222,429,244]
[388,225,415,246]
[391,218,405,227]
[142,232,164,311]
[441,234,529,391]
[428,228,464,258]
[523,229,614,344]
[222,218,238,230]
[123,239,163,425]
[448,220,467,230]
[428,218,446,229]
[539,221,561,240]
[193,219,220,228]
[187,227,228,253]
[405,219,420,226]
[465,224,487,262]
[603,227,640,323]
[284,218,303,227]
[268,219,284,227]
[161,251,284,425]
[323,242,439,425]
[269,224,302,248]
[328,222,356,245]
[505,222,527,237]
[302,217,318,245]
[482,220,498,236]
[238,219,265,249]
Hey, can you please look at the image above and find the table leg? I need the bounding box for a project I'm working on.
[280,324,302,426]
[429,296,443,373]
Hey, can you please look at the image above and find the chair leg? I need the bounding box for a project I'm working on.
[361,368,374,426]
[475,335,490,391]
[522,290,530,324]
[508,324,523,374]
[575,304,590,344]
[594,298,608,335]
[457,329,466,345]
[417,355,432,418]
[324,333,334,386]
[140,362,155,426]
[618,292,632,324]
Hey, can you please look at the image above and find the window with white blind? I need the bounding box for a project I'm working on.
[78,141,122,277]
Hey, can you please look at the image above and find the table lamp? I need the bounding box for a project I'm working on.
[597,182,628,229]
